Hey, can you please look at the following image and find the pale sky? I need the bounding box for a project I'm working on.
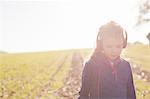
[0,0,149,53]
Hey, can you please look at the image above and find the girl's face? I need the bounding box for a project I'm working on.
[102,37,124,60]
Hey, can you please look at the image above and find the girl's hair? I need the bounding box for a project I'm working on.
[90,21,127,59]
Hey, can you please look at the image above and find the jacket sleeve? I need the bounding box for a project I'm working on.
[78,62,91,99]
[127,63,136,99]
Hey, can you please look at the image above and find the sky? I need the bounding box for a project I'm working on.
[0,0,149,53]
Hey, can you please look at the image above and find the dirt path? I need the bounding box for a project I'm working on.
[54,52,84,99]
[54,53,150,99]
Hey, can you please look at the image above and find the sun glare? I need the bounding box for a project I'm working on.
[0,0,149,53]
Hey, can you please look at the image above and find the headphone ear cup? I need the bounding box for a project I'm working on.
[97,39,103,50]
[123,30,127,48]
[123,39,127,48]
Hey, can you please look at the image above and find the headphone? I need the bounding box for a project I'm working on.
[96,29,128,50]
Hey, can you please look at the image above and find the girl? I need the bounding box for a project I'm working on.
[78,21,136,99]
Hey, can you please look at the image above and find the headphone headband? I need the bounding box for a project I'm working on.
[96,29,128,49]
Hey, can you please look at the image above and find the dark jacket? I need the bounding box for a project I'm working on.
[78,53,136,99]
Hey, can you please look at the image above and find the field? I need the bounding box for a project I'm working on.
[122,44,150,99]
[0,44,150,99]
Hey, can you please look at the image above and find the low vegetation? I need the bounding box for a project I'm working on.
[0,44,149,98]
